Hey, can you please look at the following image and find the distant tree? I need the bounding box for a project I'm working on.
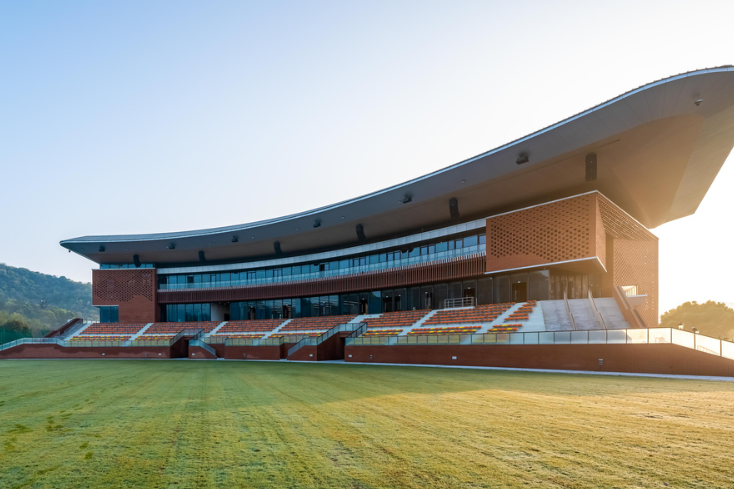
[660,301,734,341]
[39,298,47,309]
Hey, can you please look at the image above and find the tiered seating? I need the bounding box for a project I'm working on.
[69,335,131,342]
[271,332,323,339]
[424,304,514,326]
[82,323,146,335]
[135,335,175,342]
[145,322,220,334]
[217,319,284,333]
[487,324,522,332]
[362,329,402,337]
[504,301,537,322]
[363,310,430,329]
[214,333,265,339]
[280,315,356,332]
[408,326,480,335]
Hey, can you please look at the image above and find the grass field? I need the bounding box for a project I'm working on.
[1,361,733,488]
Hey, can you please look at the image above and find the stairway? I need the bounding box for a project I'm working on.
[262,319,293,338]
[205,321,229,338]
[568,299,601,330]
[128,323,154,341]
[540,301,574,331]
[63,321,94,340]
[594,298,630,329]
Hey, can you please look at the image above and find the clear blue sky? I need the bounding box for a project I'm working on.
[1,0,733,316]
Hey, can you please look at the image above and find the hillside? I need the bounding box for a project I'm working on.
[0,263,96,336]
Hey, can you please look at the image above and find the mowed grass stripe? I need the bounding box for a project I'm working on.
[1,360,733,488]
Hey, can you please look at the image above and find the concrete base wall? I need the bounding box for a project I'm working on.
[345,343,734,377]
[188,346,217,359]
[223,345,282,360]
[0,344,172,359]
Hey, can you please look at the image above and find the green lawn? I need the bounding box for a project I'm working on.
[1,361,733,488]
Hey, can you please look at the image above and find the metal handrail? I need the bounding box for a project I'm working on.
[563,290,577,331]
[287,322,365,357]
[189,329,216,356]
[588,290,607,330]
[444,297,476,309]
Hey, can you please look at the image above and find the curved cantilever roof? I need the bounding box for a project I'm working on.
[62,66,734,265]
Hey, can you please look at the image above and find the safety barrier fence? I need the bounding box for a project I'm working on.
[0,328,206,350]
[287,322,365,357]
[346,327,734,361]
[188,330,216,356]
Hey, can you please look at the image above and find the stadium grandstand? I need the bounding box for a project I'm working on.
[4,67,734,376]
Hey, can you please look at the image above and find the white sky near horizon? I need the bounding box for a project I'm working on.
[1,1,733,319]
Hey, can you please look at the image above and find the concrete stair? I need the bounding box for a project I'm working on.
[595,298,630,329]
[128,323,154,341]
[262,319,293,338]
[540,301,574,331]
[64,321,95,340]
[205,321,229,337]
[568,299,601,330]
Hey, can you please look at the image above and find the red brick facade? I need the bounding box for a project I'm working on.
[92,269,158,323]
[486,193,658,326]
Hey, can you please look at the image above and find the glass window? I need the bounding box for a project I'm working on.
[185,304,194,322]
[339,259,350,269]
[393,288,407,311]
[454,239,463,249]
[464,235,478,247]
[193,274,201,284]
[369,254,379,264]
[256,270,265,279]
[448,282,462,300]
[477,277,492,305]
[202,303,211,321]
[479,234,486,245]
[428,245,435,254]
[194,303,202,321]
[291,266,301,275]
[409,247,419,258]
[201,274,210,284]
[273,268,282,277]
[283,267,291,276]
[379,253,387,263]
[369,291,381,315]
[436,241,448,252]
[433,284,448,309]
[230,271,239,282]
[187,275,194,284]
[420,246,428,255]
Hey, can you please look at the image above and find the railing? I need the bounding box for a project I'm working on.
[0,337,63,352]
[588,290,606,330]
[159,248,486,291]
[346,327,734,360]
[287,322,365,357]
[44,318,83,338]
[189,330,217,356]
[620,285,639,297]
[1,327,211,350]
[224,337,284,347]
[563,290,577,331]
[444,297,475,309]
